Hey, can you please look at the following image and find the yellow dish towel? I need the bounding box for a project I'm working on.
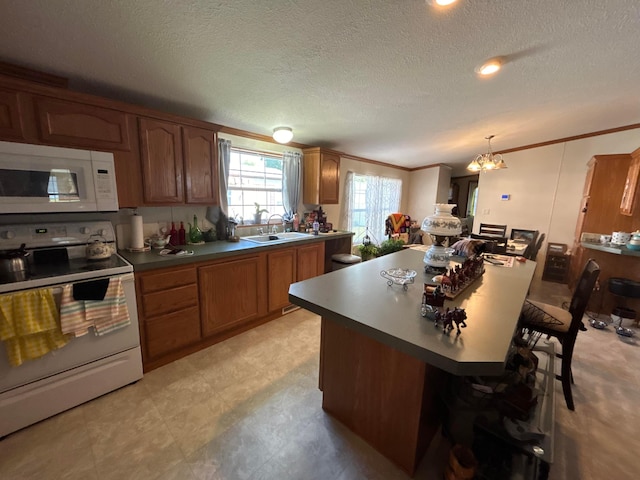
[0,289,71,367]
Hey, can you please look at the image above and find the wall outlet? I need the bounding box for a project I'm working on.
[482,208,490,215]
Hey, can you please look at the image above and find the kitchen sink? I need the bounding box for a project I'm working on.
[241,232,311,244]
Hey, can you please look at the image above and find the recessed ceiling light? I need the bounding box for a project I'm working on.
[475,57,503,76]
[272,126,293,144]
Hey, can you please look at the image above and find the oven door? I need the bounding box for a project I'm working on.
[0,273,141,394]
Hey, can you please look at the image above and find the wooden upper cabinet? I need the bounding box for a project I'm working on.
[303,147,340,204]
[576,154,634,237]
[34,96,131,151]
[182,126,218,205]
[139,117,184,204]
[620,151,640,216]
[0,88,24,140]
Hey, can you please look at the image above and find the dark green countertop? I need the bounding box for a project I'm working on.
[289,248,536,376]
[119,231,354,271]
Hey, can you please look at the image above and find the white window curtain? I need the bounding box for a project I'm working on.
[340,171,402,244]
[282,151,302,221]
[206,138,232,235]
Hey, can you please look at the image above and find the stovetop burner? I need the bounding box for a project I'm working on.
[0,221,133,294]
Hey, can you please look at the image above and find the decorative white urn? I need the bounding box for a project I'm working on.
[420,204,462,237]
[421,204,462,269]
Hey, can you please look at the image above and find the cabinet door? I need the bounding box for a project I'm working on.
[320,152,340,204]
[34,96,131,151]
[0,88,24,140]
[182,126,218,204]
[139,117,184,204]
[145,306,201,359]
[199,255,266,336]
[297,242,325,281]
[620,156,640,216]
[267,249,296,312]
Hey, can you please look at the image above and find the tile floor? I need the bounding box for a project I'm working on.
[1,278,638,480]
[0,308,446,480]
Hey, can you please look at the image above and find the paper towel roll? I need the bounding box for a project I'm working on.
[130,214,144,249]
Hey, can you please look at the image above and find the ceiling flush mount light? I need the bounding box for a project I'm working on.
[475,57,503,76]
[427,0,459,6]
[272,126,293,144]
[467,135,507,172]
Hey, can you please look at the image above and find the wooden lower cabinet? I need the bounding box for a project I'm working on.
[199,254,267,336]
[135,243,327,370]
[267,242,325,313]
[297,242,325,281]
[267,249,296,312]
[145,306,201,359]
[136,265,200,363]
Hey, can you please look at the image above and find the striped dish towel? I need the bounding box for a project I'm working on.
[0,288,70,366]
[60,284,93,336]
[88,278,130,336]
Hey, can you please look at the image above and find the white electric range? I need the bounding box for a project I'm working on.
[0,221,143,437]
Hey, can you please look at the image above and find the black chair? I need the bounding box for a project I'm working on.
[510,228,538,243]
[470,233,507,254]
[479,223,507,237]
[526,233,545,260]
[518,259,600,410]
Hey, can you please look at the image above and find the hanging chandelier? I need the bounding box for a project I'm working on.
[467,135,507,172]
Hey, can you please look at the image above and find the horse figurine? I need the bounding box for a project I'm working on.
[450,307,468,334]
[436,307,468,335]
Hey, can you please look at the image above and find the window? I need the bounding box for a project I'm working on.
[342,172,402,244]
[227,148,285,223]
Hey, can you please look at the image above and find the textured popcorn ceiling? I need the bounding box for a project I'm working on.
[1,0,639,170]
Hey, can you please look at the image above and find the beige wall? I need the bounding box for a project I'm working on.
[474,128,640,266]
[405,165,451,225]
[321,156,412,230]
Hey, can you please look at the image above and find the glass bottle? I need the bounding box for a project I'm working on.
[189,214,203,243]
[178,221,186,245]
[169,222,178,245]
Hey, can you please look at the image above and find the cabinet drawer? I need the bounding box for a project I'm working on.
[143,284,198,317]
[34,96,131,151]
[145,306,201,358]
[139,267,197,293]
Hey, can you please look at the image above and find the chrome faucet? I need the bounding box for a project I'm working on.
[266,214,285,234]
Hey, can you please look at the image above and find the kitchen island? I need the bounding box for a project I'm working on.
[288,248,536,475]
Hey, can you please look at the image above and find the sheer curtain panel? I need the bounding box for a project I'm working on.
[282,151,302,221]
[206,138,232,236]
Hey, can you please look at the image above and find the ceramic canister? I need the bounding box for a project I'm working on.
[611,231,631,245]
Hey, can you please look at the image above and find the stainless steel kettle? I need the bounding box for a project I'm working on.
[0,243,29,278]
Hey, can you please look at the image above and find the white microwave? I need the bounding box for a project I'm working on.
[0,141,118,214]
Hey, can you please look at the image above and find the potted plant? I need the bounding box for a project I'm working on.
[377,238,405,257]
[358,243,379,261]
[253,202,268,224]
